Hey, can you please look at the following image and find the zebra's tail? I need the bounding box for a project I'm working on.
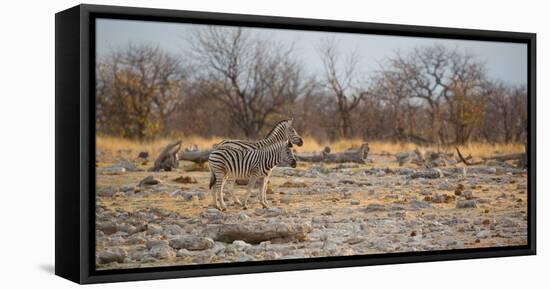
[209,172,216,189]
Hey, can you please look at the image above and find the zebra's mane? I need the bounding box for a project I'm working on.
[263,119,291,140]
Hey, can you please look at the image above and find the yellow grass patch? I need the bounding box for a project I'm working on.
[96,135,524,159]
[96,135,224,157]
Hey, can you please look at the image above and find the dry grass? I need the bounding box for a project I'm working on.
[96,135,224,158]
[450,142,525,159]
[96,135,524,159]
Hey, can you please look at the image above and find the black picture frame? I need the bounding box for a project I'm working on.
[55,4,536,284]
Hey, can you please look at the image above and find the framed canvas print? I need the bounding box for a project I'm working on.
[55,4,536,284]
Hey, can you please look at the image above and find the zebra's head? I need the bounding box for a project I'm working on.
[264,118,304,147]
[284,141,298,168]
[285,119,304,147]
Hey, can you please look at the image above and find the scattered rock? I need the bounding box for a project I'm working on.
[98,166,126,175]
[280,180,307,188]
[476,230,489,239]
[146,239,169,249]
[204,222,312,244]
[265,207,284,217]
[410,200,432,209]
[97,187,118,197]
[97,248,127,264]
[139,175,162,186]
[138,151,149,159]
[147,223,163,235]
[454,184,464,196]
[201,208,224,220]
[396,168,415,175]
[388,211,406,218]
[238,212,250,221]
[499,217,519,227]
[339,179,355,185]
[114,158,140,172]
[97,221,118,235]
[350,200,360,205]
[361,203,386,212]
[419,190,432,196]
[410,169,443,179]
[150,243,176,259]
[431,193,455,204]
[346,236,364,245]
[173,176,198,184]
[163,224,183,236]
[169,236,215,250]
[176,248,194,258]
[126,234,147,245]
[456,200,477,209]
[463,190,475,200]
[438,182,454,190]
[375,171,386,177]
[231,240,252,250]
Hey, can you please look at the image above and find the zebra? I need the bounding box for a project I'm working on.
[212,119,303,206]
[208,141,297,210]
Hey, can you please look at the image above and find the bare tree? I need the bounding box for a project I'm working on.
[96,43,186,140]
[317,38,365,138]
[379,45,487,145]
[190,27,307,138]
[481,82,527,143]
[367,68,431,143]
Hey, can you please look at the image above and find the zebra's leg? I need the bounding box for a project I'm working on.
[228,179,243,206]
[242,176,257,210]
[210,185,218,209]
[260,177,270,209]
[218,176,228,211]
[209,171,219,209]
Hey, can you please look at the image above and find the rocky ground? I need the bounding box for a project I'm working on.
[95,153,528,270]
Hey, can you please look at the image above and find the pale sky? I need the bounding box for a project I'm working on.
[96,18,527,86]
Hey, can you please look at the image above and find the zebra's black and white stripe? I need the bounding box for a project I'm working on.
[208,141,297,210]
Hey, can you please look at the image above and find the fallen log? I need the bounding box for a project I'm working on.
[456,146,526,168]
[179,149,211,164]
[297,147,330,162]
[455,146,483,166]
[297,143,369,163]
[484,153,526,162]
[149,140,182,171]
[179,143,370,164]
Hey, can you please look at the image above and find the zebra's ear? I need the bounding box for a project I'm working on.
[288,141,293,148]
[288,118,294,125]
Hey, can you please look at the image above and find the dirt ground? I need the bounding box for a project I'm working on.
[95,152,528,270]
